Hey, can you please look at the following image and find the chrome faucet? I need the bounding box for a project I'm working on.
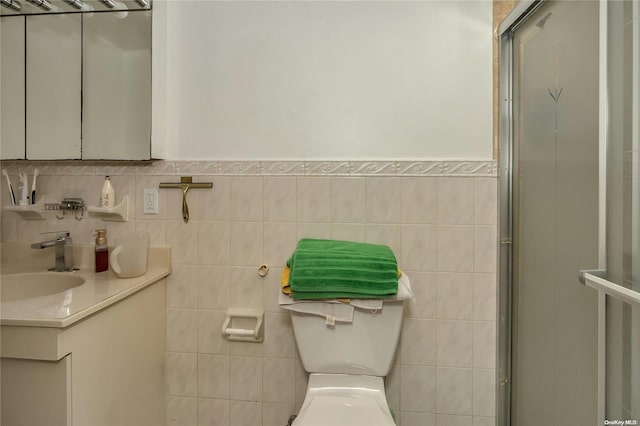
[31,231,76,272]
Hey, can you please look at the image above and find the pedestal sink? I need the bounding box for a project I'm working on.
[0,273,85,303]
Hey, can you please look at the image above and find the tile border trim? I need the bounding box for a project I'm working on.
[0,159,497,177]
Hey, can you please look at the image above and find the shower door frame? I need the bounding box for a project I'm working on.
[497,1,608,425]
[498,3,544,426]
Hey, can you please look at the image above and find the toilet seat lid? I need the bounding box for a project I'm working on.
[294,394,395,426]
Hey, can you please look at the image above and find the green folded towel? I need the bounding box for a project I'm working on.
[287,238,399,300]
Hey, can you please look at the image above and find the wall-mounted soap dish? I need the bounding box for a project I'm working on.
[2,199,47,220]
[221,309,264,343]
[45,198,85,220]
[87,196,128,222]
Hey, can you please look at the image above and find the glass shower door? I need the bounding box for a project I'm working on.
[500,1,640,424]
[588,0,640,423]
[580,0,640,423]
[508,2,601,425]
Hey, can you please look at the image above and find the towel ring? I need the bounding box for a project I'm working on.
[258,264,269,277]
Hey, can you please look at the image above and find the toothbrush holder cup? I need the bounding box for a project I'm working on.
[109,231,150,278]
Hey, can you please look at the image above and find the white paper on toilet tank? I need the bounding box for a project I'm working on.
[278,274,414,324]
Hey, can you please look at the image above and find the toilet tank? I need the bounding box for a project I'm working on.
[290,301,404,377]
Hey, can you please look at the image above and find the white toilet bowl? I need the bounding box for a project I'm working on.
[293,373,395,426]
[287,274,412,426]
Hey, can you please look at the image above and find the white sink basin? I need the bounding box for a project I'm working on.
[1,273,85,303]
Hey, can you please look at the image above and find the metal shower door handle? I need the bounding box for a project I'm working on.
[579,269,640,307]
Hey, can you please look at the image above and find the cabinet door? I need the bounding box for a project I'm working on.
[26,14,81,160]
[82,11,151,160]
[1,354,71,426]
[1,16,26,160]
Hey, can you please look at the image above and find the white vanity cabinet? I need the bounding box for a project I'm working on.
[0,279,166,426]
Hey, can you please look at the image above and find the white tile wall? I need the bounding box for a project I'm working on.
[0,160,498,426]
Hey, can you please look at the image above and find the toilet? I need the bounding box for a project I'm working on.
[290,298,405,426]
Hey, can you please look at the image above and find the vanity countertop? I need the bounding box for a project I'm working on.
[0,244,171,328]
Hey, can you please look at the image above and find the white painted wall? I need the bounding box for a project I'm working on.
[156,0,493,160]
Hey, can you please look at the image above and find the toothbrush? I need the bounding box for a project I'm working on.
[2,170,16,206]
[18,173,28,206]
[31,169,39,204]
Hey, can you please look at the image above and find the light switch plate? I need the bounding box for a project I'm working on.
[143,189,158,214]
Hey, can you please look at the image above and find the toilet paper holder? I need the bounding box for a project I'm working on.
[221,309,264,343]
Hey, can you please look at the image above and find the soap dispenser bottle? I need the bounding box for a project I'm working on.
[100,176,115,208]
[95,229,109,272]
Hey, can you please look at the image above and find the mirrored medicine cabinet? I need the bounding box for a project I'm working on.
[0,0,151,160]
